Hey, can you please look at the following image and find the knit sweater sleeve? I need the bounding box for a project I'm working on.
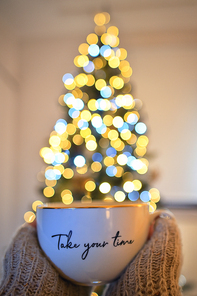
[103,214,183,296]
[0,224,92,296]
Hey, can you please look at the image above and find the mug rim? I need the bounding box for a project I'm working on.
[37,201,148,209]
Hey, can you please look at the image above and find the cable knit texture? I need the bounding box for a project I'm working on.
[0,224,92,296]
[104,215,183,296]
[0,215,182,296]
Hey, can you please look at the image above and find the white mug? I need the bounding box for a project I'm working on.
[36,201,163,286]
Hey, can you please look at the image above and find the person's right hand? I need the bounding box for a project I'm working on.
[103,213,183,296]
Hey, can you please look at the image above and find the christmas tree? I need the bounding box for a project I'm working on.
[24,12,160,223]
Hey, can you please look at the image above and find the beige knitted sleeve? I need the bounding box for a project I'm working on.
[103,214,183,296]
[0,224,92,296]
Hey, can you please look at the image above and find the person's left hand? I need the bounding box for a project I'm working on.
[0,222,93,296]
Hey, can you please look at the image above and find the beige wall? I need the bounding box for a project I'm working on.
[0,22,20,257]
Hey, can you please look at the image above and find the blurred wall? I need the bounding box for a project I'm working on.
[0,22,20,259]
[0,12,197,262]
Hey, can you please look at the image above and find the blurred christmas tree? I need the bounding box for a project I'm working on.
[24,12,161,222]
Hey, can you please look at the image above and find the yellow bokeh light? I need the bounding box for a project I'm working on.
[72,88,83,98]
[94,12,110,26]
[114,191,126,202]
[61,189,72,197]
[120,130,131,141]
[110,36,119,47]
[111,138,123,150]
[149,201,157,212]
[135,146,147,157]
[49,135,61,147]
[86,74,95,86]
[127,134,137,145]
[64,81,76,90]
[122,67,132,78]
[101,33,119,47]
[95,79,106,90]
[119,60,130,72]
[75,73,88,87]
[116,141,125,151]
[77,55,89,67]
[108,129,119,140]
[43,186,55,197]
[24,211,36,223]
[91,161,102,172]
[116,48,127,60]
[109,56,120,68]
[60,132,68,141]
[78,43,89,55]
[137,136,149,147]
[40,147,51,158]
[80,127,91,138]
[86,140,97,151]
[63,168,74,179]
[87,33,98,45]
[93,57,106,69]
[81,110,91,122]
[91,292,99,296]
[149,188,160,203]
[73,134,83,145]
[101,127,110,138]
[32,200,43,212]
[67,123,76,135]
[62,193,73,205]
[104,156,115,167]
[110,76,124,89]
[101,33,109,45]
[60,140,71,150]
[132,180,142,191]
[115,166,124,177]
[58,94,66,106]
[88,99,97,111]
[103,115,113,126]
[107,26,119,36]
[74,55,82,67]
[85,180,96,192]
[85,134,96,142]
[54,164,64,174]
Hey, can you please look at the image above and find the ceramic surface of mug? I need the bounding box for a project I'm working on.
[36,201,161,286]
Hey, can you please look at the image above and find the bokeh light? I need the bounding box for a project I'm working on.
[34,11,160,220]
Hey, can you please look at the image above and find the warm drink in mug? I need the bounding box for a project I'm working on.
[36,201,162,286]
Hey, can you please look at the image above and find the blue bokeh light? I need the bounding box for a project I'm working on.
[135,122,147,134]
[106,166,117,177]
[128,191,139,201]
[140,191,151,202]
[88,44,100,57]
[100,86,112,98]
[83,61,95,73]
[92,152,103,162]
